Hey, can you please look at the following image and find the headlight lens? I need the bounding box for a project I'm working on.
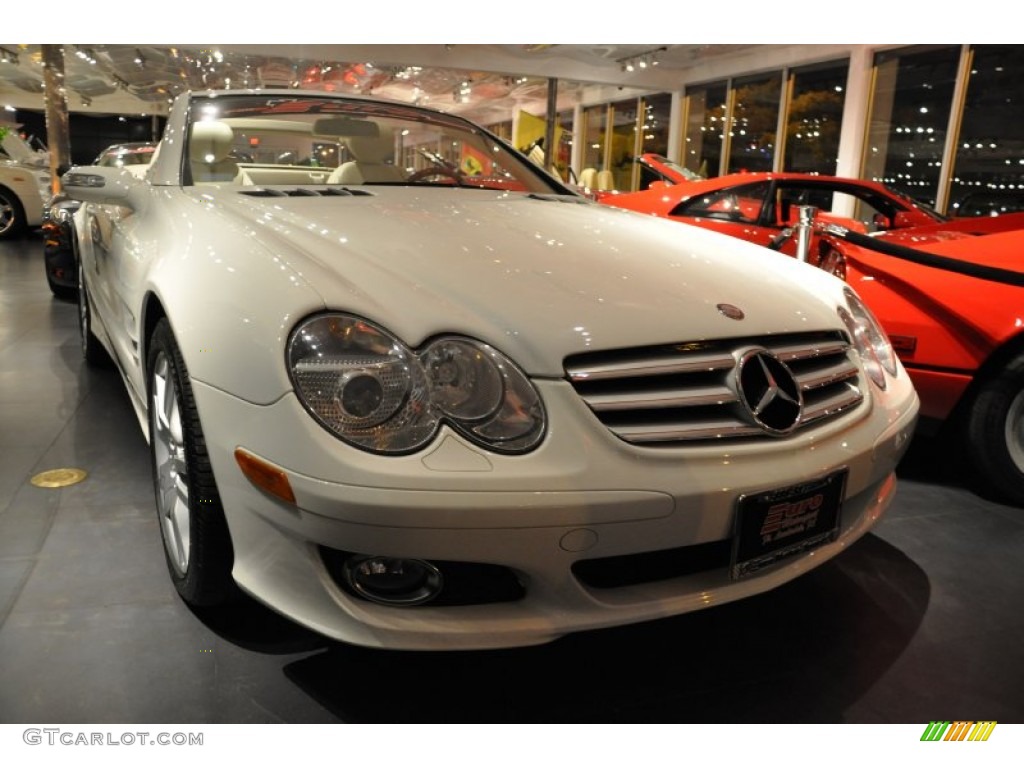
[36,173,51,200]
[838,288,898,389]
[288,314,545,454]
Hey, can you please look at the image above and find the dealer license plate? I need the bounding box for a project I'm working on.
[730,469,847,580]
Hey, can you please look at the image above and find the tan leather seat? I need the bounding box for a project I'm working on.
[328,129,404,184]
[596,169,615,191]
[189,121,241,184]
[579,167,598,189]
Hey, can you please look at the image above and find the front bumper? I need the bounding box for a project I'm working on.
[191,376,918,650]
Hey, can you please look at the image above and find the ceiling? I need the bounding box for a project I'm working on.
[0,43,766,125]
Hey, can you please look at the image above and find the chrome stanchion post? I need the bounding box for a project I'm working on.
[795,205,817,263]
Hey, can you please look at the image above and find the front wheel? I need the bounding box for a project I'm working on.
[148,318,235,605]
[964,355,1024,506]
[0,186,26,240]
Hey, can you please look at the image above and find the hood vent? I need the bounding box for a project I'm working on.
[526,193,593,205]
[239,187,375,198]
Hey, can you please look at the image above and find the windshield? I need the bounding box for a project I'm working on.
[96,143,157,167]
[185,94,566,194]
[640,153,705,185]
[884,184,948,222]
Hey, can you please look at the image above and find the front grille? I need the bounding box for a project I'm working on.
[565,331,863,445]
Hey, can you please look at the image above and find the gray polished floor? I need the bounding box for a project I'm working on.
[1,233,1022,724]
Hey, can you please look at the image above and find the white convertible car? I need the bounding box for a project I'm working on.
[64,90,919,650]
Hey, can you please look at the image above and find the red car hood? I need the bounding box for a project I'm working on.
[865,212,1024,272]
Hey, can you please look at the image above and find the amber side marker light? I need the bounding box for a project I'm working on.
[234,448,296,505]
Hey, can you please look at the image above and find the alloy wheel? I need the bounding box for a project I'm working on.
[0,192,14,236]
[151,352,191,576]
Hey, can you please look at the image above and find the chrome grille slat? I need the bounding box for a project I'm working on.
[565,331,865,446]
[801,383,864,423]
[566,352,735,381]
[615,421,763,443]
[793,359,860,391]
[586,384,737,412]
[772,340,849,361]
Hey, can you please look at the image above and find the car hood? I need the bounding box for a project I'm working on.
[190,187,847,376]
[874,213,1024,270]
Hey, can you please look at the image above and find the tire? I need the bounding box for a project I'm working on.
[147,318,235,606]
[76,260,111,366]
[964,355,1024,506]
[46,271,77,301]
[0,186,26,240]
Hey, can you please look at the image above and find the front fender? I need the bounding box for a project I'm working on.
[136,192,327,406]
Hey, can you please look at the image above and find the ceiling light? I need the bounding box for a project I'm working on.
[616,47,668,75]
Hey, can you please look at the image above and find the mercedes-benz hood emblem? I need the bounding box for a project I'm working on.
[736,349,803,435]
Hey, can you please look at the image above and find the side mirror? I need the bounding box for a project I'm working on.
[892,211,915,229]
[62,165,144,208]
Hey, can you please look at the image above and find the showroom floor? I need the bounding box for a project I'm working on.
[1,233,1023,724]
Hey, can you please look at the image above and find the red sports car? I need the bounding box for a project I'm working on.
[604,174,1024,504]
[603,171,945,252]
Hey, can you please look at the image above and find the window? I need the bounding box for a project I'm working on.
[672,181,770,223]
[636,93,672,189]
[776,182,905,231]
[948,45,1024,217]
[863,46,960,207]
[609,98,640,191]
[683,82,728,178]
[784,62,848,175]
[728,73,782,174]
[581,104,607,177]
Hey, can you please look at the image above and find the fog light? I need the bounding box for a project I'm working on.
[343,556,443,606]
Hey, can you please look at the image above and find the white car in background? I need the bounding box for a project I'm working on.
[63,89,919,650]
[0,125,50,239]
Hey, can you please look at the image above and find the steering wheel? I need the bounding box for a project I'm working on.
[407,165,465,185]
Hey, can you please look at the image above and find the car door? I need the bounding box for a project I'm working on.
[667,181,778,247]
[82,199,141,380]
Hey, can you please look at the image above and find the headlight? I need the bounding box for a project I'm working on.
[36,173,52,200]
[838,287,898,389]
[287,314,546,454]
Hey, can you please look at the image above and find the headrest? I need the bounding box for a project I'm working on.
[346,129,394,164]
[189,121,234,163]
